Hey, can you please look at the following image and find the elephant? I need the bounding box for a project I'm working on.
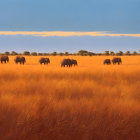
[112,57,122,64]
[0,56,9,63]
[71,59,78,66]
[15,56,26,64]
[104,59,111,65]
[39,58,50,64]
[61,59,72,67]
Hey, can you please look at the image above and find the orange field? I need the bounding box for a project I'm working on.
[0,56,140,140]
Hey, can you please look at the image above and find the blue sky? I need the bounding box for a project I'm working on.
[0,0,140,52]
[0,36,139,53]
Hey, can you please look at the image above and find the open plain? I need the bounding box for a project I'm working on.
[0,56,140,140]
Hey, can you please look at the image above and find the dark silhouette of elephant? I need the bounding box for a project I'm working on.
[112,57,122,64]
[104,59,111,65]
[71,59,78,66]
[61,59,72,67]
[39,58,50,64]
[0,56,9,63]
[15,56,26,64]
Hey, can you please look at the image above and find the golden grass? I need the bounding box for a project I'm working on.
[0,56,140,140]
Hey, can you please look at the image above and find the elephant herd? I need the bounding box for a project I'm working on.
[39,58,50,64]
[0,56,26,64]
[15,56,26,64]
[0,56,77,67]
[61,59,78,67]
[0,56,9,63]
[0,56,122,66]
[104,57,122,65]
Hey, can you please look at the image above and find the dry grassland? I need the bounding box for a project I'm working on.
[0,56,140,140]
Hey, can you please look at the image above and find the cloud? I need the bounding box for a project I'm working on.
[0,31,140,37]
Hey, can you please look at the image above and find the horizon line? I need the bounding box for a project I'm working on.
[0,31,140,37]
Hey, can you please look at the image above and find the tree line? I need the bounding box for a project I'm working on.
[0,50,140,56]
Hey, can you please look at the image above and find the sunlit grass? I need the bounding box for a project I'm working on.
[0,56,140,140]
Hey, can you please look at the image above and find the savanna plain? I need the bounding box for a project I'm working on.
[0,56,140,140]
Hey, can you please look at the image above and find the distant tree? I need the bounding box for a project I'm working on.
[11,51,18,55]
[104,51,109,55]
[116,51,123,56]
[59,52,64,56]
[43,53,49,56]
[31,52,37,56]
[125,51,130,55]
[65,52,69,56]
[4,51,10,55]
[87,52,96,56]
[132,51,137,55]
[51,52,57,56]
[23,51,30,55]
[109,51,115,55]
[96,53,102,56]
[78,50,88,56]
[38,53,43,56]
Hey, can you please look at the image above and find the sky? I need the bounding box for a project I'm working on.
[0,0,140,53]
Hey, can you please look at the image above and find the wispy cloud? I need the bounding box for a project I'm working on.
[0,31,140,37]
